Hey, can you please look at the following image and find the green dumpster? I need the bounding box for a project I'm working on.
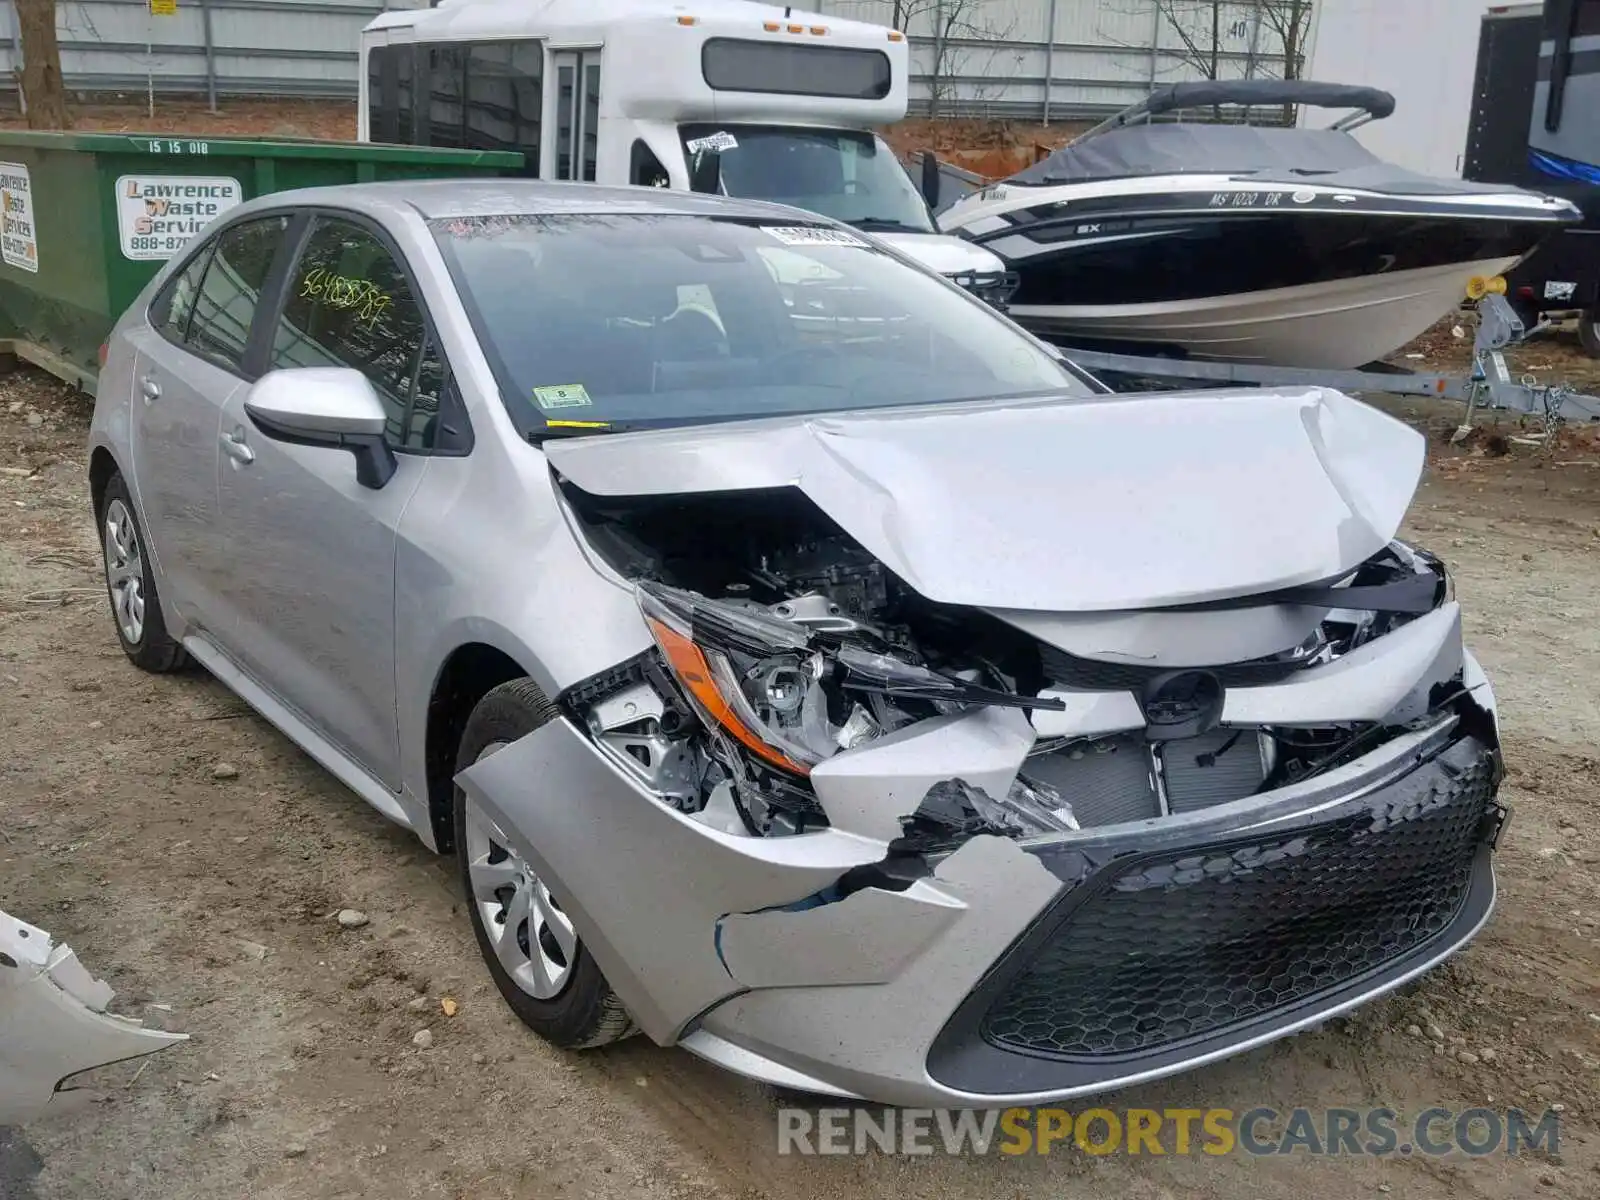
[0,131,523,389]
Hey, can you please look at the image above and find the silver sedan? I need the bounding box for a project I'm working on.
[90,180,1506,1105]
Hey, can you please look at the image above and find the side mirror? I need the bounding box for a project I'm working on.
[688,148,721,194]
[243,367,397,490]
[920,151,942,210]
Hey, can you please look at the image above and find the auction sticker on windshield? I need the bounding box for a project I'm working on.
[534,384,594,410]
[116,174,243,261]
[763,226,869,249]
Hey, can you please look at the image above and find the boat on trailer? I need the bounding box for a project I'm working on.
[939,79,1581,368]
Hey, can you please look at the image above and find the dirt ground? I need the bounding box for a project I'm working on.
[0,98,358,141]
[1,362,1598,1200]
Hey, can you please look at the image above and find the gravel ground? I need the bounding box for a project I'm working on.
[1,370,1599,1199]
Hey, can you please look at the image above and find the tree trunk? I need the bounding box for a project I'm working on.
[16,0,69,130]
[1280,0,1308,126]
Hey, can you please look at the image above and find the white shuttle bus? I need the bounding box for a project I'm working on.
[358,0,1014,305]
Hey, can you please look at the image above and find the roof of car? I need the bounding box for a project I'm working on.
[234,178,817,224]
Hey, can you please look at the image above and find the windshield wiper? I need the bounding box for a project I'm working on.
[526,422,627,442]
[847,217,929,233]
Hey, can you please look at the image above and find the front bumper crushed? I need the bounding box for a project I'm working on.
[927,731,1502,1097]
[457,708,1503,1106]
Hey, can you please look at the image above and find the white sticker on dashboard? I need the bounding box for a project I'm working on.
[762,226,868,248]
[685,131,739,154]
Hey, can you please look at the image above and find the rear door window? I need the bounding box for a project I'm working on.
[151,242,214,342]
[164,215,290,374]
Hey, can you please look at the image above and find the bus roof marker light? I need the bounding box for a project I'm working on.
[676,14,698,25]
[888,30,905,41]
[786,23,804,33]
[763,21,780,31]
[810,25,827,35]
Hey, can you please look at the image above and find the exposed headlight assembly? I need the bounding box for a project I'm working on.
[635,582,1063,779]
[636,582,837,775]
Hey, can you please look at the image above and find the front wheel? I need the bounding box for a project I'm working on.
[1579,306,1600,359]
[453,679,635,1049]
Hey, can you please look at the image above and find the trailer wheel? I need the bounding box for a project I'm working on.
[1580,307,1600,359]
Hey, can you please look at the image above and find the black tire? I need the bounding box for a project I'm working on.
[453,678,635,1049]
[97,471,187,673]
[1580,306,1600,359]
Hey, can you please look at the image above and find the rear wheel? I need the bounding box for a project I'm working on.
[453,679,635,1048]
[97,472,186,673]
[1580,306,1600,359]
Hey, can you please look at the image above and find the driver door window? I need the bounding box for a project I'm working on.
[269,216,458,452]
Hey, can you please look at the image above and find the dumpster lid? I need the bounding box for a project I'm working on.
[0,130,522,168]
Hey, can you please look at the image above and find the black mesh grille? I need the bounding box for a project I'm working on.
[981,753,1496,1059]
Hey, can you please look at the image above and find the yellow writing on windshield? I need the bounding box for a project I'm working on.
[299,267,392,327]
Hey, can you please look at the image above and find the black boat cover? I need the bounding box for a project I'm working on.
[1145,79,1395,119]
[1008,123,1537,197]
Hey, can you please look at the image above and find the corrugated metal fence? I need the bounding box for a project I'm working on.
[819,1,1318,119]
[0,0,1315,119]
[0,0,394,101]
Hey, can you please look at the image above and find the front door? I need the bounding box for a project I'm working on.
[213,213,443,789]
[550,48,602,181]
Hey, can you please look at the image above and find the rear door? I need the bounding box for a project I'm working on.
[126,214,292,637]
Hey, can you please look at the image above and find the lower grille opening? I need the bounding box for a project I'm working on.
[1020,728,1272,827]
[981,749,1495,1059]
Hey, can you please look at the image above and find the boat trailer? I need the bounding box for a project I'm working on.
[1055,295,1600,434]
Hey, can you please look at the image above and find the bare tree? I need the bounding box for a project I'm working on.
[16,0,69,128]
[919,0,1017,119]
[1254,0,1314,121]
[1104,1,1316,122]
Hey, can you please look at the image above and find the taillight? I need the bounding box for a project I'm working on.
[98,342,109,367]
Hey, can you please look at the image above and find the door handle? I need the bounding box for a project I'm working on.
[221,428,255,466]
[140,376,160,404]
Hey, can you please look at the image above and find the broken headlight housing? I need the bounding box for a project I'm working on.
[637,582,853,776]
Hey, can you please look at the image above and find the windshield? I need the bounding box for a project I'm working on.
[679,124,935,233]
[432,213,1091,437]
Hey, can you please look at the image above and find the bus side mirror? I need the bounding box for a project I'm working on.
[689,150,721,194]
[920,151,941,210]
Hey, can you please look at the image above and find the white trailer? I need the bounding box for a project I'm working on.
[1299,0,1497,177]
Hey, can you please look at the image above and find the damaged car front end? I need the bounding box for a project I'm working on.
[1,908,185,1124]
[458,384,1505,1106]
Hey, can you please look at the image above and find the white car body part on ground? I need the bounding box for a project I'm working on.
[0,908,185,1125]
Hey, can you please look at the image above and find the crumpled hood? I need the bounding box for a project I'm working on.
[546,387,1424,612]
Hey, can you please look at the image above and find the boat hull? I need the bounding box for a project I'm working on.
[1008,257,1521,368]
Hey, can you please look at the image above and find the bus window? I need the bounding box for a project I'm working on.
[367,46,397,143]
[465,40,544,174]
[679,125,934,233]
[631,140,670,187]
[426,45,468,148]
[701,38,891,100]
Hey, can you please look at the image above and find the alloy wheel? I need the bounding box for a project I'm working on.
[462,743,577,1000]
[103,498,146,645]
